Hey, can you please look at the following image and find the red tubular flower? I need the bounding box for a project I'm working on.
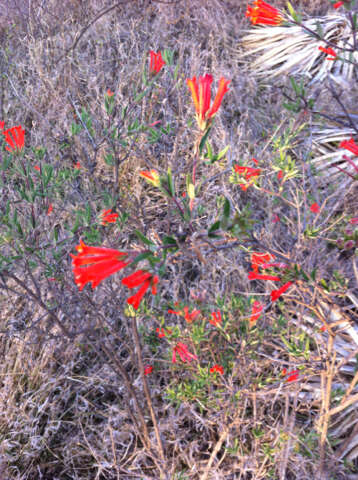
[106,89,114,97]
[246,0,284,25]
[234,165,261,191]
[186,74,230,131]
[47,204,53,215]
[172,342,198,363]
[318,46,337,60]
[71,240,129,290]
[156,327,166,338]
[248,271,281,281]
[340,138,358,155]
[310,203,320,214]
[286,370,299,382]
[100,209,119,225]
[251,252,275,273]
[209,311,222,327]
[250,300,263,323]
[183,306,201,323]
[149,50,165,74]
[122,270,159,310]
[333,1,344,8]
[0,121,4,130]
[3,125,25,152]
[277,170,284,180]
[210,364,224,374]
[270,281,293,302]
[139,170,160,187]
[144,365,153,375]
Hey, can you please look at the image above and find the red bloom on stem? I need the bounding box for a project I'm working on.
[100,209,119,225]
[71,240,129,290]
[272,214,280,223]
[318,46,337,60]
[285,370,299,382]
[34,165,41,172]
[340,138,358,156]
[156,327,166,338]
[183,306,201,323]
[246,0,284,25]
[277,170,284,181]
[144,365,153,375]
[3,125,25,153]
[333,1,344,9]
[270,281,293,302]
[248,271,281,281]
[251,252,275,273]
[209,311,222,327]
[139,170,160,187]
[234,165,261,191]
[172,342,198,364]
[186,74,230,131]
[210,364,224,375]
[310,203,320,214]
[0,121,4,130]
[250,300,263,323]
[149,50,165,74]
[47,204,53,215]
[106,89,114,97]
[122,270,159,310]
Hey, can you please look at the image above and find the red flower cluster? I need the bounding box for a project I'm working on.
[270,281,293,302]
[187,74,230,131]
[71,240,129,290]
[144,365,153,375]
[250,251,275,273]
[209,311,222,327]
[340,138,358,155]
[210,364,224,375]
[149,50,165,75]
[234,164,261,191]
[172,343,197,364]
[100,209,119,225]
[122,270,159,310]
[310,203,320,214]
[3,125,25,153]
[246,0,283,25]
[282,368,299,382]
[318,46,337,60]
[333,1,344,8]
[168,306,201,323]
[250,300,263,323]
[248,252,293,303]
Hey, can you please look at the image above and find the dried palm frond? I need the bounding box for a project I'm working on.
[242,14,358,82]
[308,123,358,182]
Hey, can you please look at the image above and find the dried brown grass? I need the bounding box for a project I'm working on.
[0,1,357,479]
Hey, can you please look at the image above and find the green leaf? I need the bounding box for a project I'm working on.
[134,229,155,246]
[206,141,213,160]
[162,49,174,66]
[167,167,175,197]
[163,236,178,247]
[199,127,212,155]
[217,145,229,161]
[208,220,221,237]
[131,251,153,265]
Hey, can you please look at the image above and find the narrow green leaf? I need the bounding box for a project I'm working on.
[167,167,175,197]
[134,229,155,246]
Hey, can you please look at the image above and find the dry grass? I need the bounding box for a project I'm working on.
[0,1,358,479]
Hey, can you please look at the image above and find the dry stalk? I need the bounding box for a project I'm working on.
[318,333,335,478]
[131,315,166,466]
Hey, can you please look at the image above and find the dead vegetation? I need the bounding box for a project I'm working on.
[0,1,357,479]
